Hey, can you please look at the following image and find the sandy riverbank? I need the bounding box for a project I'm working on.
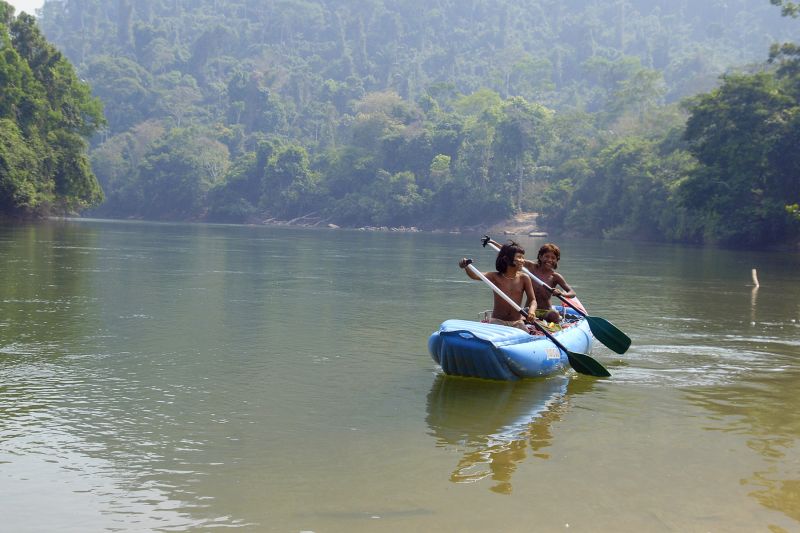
[261,211,548,237]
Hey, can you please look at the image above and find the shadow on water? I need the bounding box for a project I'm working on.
[425,374,597,494]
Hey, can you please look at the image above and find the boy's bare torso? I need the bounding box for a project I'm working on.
[486,271,530,321]
[530,264,557,309]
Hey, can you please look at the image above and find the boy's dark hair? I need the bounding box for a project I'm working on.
[496,241,525,273]
[537,243,561,269]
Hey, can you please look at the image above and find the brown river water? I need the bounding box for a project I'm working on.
[1,219,798,532]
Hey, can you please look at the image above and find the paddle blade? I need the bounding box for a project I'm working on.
[585,315,632,354]
[566,351,611,377]
[562,295,587,314]
[529,319,612,377]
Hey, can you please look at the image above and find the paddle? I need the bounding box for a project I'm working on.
[482,236,631,355]
[462,259,611,377]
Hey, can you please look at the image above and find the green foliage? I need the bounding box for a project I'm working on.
[0,118,45,212]
[262,144,320,218]
[135,128,230,218]
[330,169,422,227]
[205,151,260,222]
[15,0,797,248]
[557,138,673,240]
[771,0,800,17]
[0,7,104,217]
[493,97,553,210]
[50,130,103,210]
[681,72,798,246]
[84,56,153,133]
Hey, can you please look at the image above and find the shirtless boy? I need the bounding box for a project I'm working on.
[525,243,575,324]
[483,238,576,325]
[459,241,537,331]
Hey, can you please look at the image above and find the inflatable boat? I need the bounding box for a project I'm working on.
[428,309,593,380]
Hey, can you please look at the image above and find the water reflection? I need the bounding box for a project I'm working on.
[684,368,800,525]
[426,375,596,494]
[0,221,247,530]
[0,222,100,350]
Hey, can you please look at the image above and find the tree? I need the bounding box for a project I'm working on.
[0,118,43,213]
[560,138,663,240]
[492,96,553,212]
[24,0,800,239]
[84,55,153,133]
[681,72,797,245]
[136,129,229,219]
[771,0,800,17]
[1,7,104,217]
[261,144,320,218]
[769,0,800,78]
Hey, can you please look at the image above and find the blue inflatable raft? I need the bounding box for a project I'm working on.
[428,312,593,380]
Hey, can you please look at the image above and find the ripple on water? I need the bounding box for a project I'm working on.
[0,350,248,530]
[601,309,800,387]
[604,341,794,387]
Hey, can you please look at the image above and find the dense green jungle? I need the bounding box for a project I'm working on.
[1,0,799,247]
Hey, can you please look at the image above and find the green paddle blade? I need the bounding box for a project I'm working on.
[567,351,612,377]
[529,319,611,377]
[585,315,632,354]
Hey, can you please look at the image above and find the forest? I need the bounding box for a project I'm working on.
[0,2,104,217]
[1,0,798,247]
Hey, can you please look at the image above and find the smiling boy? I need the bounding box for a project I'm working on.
[525,243,576,324]
[459,241,537,331]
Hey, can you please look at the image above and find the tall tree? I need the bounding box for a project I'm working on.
[492,96,553,212]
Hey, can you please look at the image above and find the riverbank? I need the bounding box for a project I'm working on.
[260,211,546,237]
[484,212,547,238]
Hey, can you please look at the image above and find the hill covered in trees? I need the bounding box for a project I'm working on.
[20,0,800,246]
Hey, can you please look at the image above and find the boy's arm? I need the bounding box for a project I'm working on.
[459,258,481,280]
[522,277,538,319]
[552,273,576,298]
[482,236,503,250]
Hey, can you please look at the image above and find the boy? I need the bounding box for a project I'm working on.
[526,243,575,324]
[459,241,537,331]
[483,238,576,325]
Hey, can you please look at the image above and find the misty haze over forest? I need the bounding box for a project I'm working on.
[2,0,798,247]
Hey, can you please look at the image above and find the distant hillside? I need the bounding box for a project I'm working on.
[24,0,799,248]
[38,0,795,137]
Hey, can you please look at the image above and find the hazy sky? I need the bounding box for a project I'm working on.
[8,0,44,16]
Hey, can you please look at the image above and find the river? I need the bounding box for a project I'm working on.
[1,218,798,532]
